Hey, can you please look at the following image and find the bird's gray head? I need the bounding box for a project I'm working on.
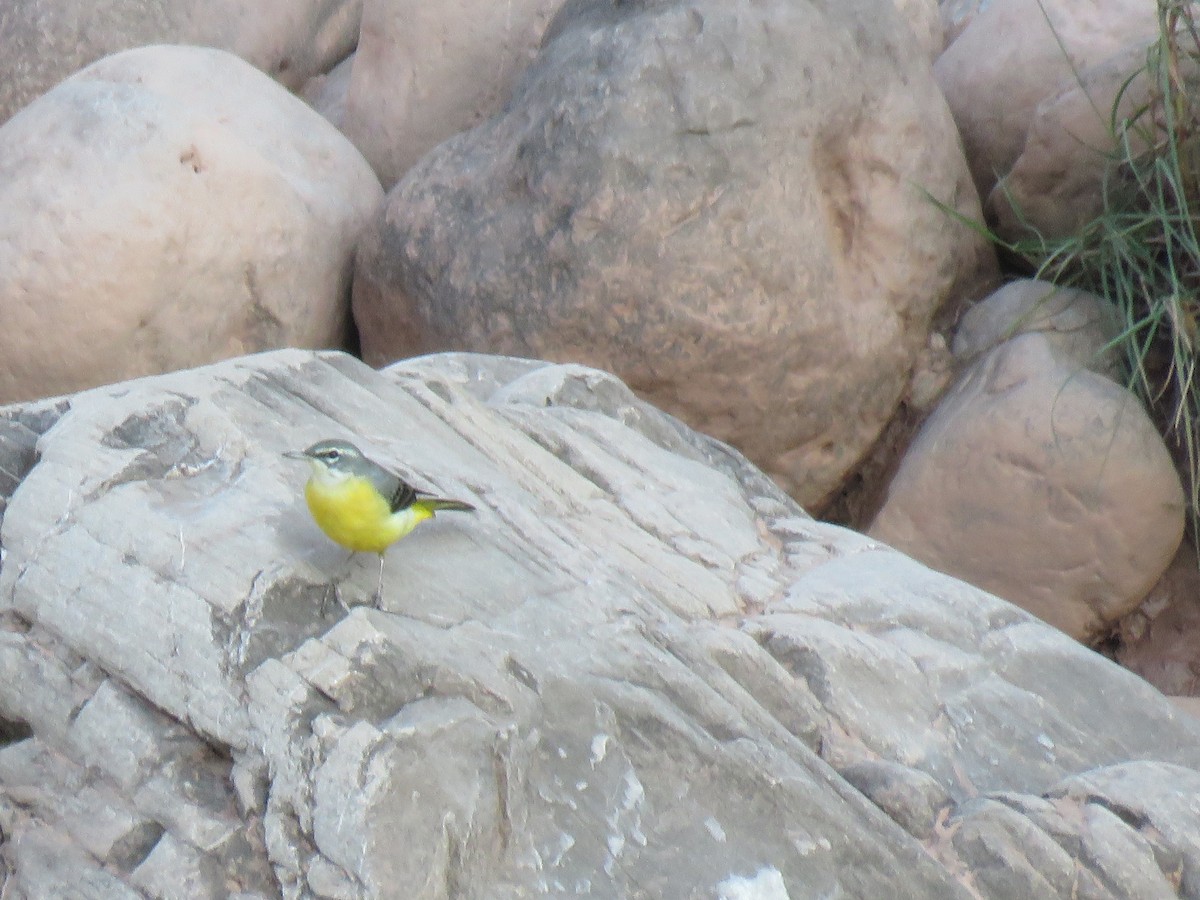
[284,439,367,478]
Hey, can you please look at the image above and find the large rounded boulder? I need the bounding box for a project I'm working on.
[0,45,382,403]
[353,0,995,506]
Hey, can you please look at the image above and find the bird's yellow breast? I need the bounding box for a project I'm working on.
[303,474,431,554]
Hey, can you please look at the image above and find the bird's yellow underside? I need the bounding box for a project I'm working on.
[304,474,432,554]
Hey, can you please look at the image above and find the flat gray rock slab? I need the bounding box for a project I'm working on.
[1,349,1197,898]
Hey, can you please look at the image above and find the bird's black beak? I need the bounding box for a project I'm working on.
[282,450,308,460]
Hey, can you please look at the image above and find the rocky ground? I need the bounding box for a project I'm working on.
[2,350,1199,898]
[2,1,1200,894]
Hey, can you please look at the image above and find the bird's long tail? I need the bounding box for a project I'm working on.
[417,497,476,514]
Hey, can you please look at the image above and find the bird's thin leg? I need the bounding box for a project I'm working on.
[319,551,357,616]
[333,582,351,614]
[339,550,357,612]
[320,582,349,617]
[373,553,386,608]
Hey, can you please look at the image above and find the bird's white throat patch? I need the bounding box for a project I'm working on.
[308,459,352,486]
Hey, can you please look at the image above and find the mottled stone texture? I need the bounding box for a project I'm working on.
[353,0,994,510]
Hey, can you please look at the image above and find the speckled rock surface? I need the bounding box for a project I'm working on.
[2,350,1198,898]
[353,0,994,510]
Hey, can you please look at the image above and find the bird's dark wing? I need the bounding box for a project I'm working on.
[388,480,420,513]
[364,466,419,513]
[367,463,472,514]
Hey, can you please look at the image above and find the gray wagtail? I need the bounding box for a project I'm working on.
[284,439,475,606]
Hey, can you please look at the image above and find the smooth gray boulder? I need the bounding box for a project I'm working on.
[1,350,1198,898]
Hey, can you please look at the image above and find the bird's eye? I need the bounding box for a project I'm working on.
[325,449,341,462]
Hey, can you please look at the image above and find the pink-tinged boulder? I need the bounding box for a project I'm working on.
[301,53,355,130]
[952,279,1122,378]
[934,0,1156,198]
[939,0,983,45]
[340,0,562,188]
[352,0,996,508]
[871,282,1184,641]
[0,45,383,404]
[988,42,1161,243]
[0,1,363,126]
[195,1,362,90]
[893,0,944,61]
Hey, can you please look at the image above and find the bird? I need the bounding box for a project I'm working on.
[284,439,475,608]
